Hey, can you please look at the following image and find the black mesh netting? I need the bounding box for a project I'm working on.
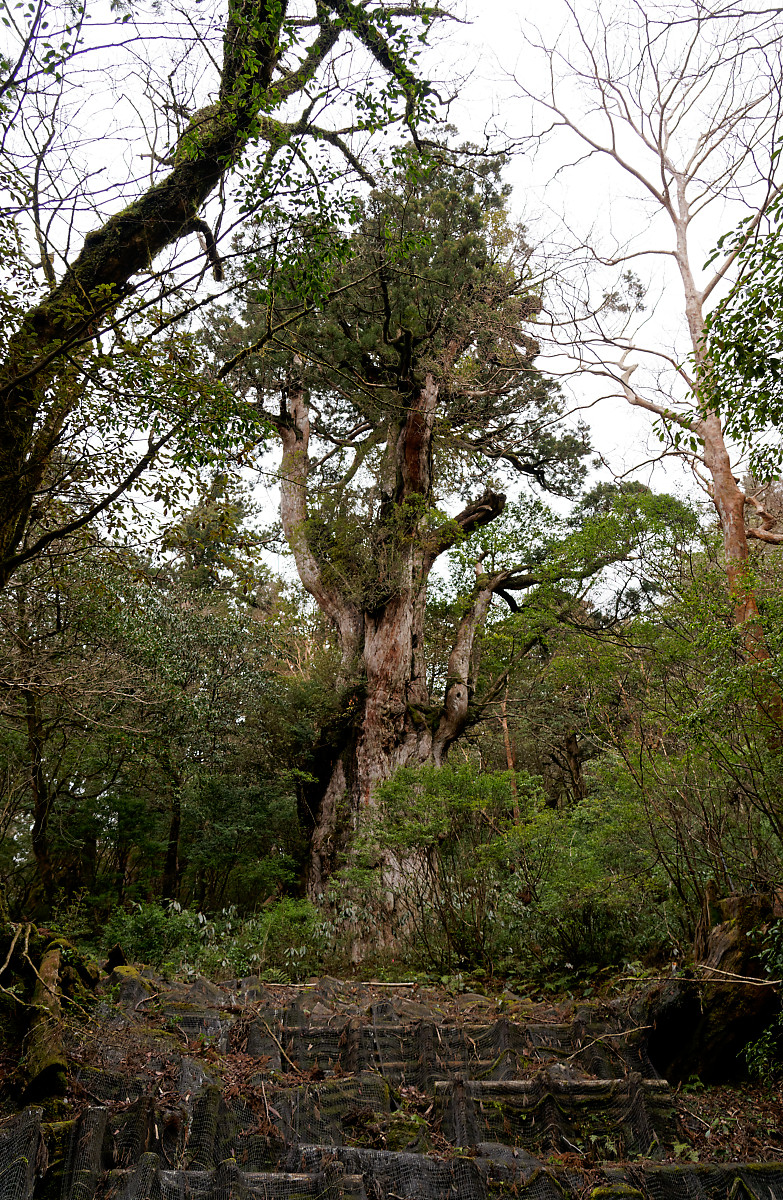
[2,978,781,1200]
[434,1073,675,1157]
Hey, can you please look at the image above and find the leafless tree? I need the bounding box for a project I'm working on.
[510,0,783,662]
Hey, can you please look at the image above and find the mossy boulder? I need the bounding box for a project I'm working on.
[108,965,157,1013]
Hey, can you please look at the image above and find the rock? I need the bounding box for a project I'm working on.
[394,999,435,1022]
[309,1001,338,1022]
[455,992,492,1007]
[173,976,229,1010]
[104,943,127,973]
[637,893,780,1082]
[108,965,157,1014]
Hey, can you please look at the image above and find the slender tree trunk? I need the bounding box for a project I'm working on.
[675,193,771,667]
[700,410,768,654]
[498,683,520,821]
[161,787,182,903]
[23,687,56,903]
[563,731,586,803]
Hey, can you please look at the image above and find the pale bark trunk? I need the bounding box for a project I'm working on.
[279,379,363,676]
[432,582,494,765]
[280,378,439,896]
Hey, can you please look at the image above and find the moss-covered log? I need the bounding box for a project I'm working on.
[23,942,67,1100]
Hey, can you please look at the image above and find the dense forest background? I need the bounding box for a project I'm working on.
[4,468,783,992]
[2,0,783,1081]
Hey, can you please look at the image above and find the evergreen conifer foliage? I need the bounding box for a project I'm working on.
[218,151,592,895]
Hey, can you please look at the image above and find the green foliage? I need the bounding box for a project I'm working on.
[702,176,783,478]
[102,899,334,980]
[330,763,530,974]
[508,793,671,973]
[211,145,590,614]
[334,763,668,978]
[744,920,783,1083]
[179,777,303,911]
[103,902,198,971]
[0,490,321,921]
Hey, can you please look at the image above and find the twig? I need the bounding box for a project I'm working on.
[567,1025,651,1062]
[0,922,31,1006]
[615,971,779,987]
[262,1020,301,1074]
[361,981,417,986]
[23,940,57,999]
[678,1105,710,1129]
[135,991,161,1011]
[0,980,30,1006]
[0,924,22,980]
[695,965,781,987]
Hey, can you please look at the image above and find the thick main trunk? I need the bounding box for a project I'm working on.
[306,579,498,898]
[307,584,434,898]
[281,376,506,900]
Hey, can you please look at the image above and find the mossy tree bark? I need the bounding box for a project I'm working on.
[24,942,67,1100]
[0,0,431,589]
[279,373,511,895]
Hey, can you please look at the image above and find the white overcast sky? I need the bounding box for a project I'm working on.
[423,0,781,500]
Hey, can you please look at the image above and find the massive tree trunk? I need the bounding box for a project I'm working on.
[278,376,507,898]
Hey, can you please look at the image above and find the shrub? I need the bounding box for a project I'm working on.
[102,898,335,980]
[744,919,783,1083]
[331,763,538,975]
[193,899,335,979]
[103,901,198,969]
[331,763,675,981]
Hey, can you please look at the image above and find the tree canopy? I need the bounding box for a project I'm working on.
[0,0,442,589]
